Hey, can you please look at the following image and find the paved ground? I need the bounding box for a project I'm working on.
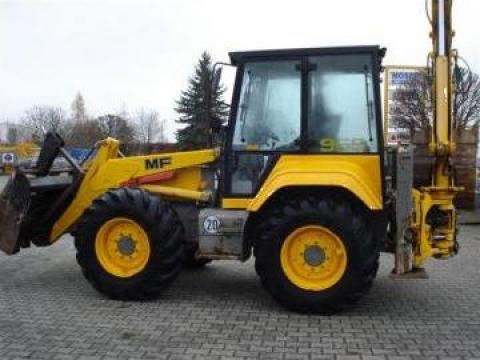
[0,176,480,359]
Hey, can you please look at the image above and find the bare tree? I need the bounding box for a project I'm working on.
[6,127,18,144]
[2,122,36,143]
[391,66,480,136]
[453,68,480,129]
[390,74,431,135]
[71,92,87,123]
[135,108,166,144]
[97,114,136,144]
[23,105,68,142]
[64,120,103,148]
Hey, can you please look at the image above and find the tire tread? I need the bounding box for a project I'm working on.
[74,188,184,300]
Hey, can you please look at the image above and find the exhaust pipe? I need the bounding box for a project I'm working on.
[0,171,31,255]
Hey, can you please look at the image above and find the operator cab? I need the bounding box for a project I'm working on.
[223,46,385,197]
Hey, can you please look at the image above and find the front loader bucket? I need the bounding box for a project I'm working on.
[0,171,30,255]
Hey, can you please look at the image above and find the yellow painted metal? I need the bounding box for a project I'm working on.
[2,165,13,175]
[50,138,218,242]
[432,56,451,187]
[247,155,383,212]
[408,0,458,268]
[140,184,212,202]
[280,225,347,291]
[0,142,39,174]
[411,187,459,267]
[222,198,252,209]
[155,167,203,192]
[0,143,39,158]
[95,217,150,278]
[14,143,40,158]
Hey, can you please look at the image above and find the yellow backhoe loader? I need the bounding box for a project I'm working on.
[0,0,461,312]
[0,142,39,174]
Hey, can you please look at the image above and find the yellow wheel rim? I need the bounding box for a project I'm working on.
[95,217,151,278]
[280,225,347,291]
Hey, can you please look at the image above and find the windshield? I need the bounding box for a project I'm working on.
[232,61,301,151]
[231,54,378,153]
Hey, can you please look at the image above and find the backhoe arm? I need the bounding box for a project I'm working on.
[411,0,460,267]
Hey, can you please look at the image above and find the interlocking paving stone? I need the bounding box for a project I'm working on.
[0,205,479,360]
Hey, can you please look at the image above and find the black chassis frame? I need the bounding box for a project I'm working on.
[220,45,387,203]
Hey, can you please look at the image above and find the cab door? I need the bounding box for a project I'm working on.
[224,59,302,198]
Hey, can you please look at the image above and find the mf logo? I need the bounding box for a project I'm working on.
[145,156,172,170]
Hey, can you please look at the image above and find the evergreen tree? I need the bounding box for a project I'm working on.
[175,51,229,149]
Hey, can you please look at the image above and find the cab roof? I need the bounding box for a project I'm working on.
[229,45,385,66]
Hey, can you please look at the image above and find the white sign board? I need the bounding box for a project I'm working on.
[383,66,427,131]
[1,152,16,164]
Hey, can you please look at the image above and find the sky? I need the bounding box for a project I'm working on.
[1,0,479,140]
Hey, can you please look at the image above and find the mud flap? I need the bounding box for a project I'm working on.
[0,171,31,255]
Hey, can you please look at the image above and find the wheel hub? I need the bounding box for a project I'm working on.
[117,235,136,256]
[95,217,150,278]
[280,225,348,291]
[303,245,326,266]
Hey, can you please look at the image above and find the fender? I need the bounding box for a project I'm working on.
[222,155,383,211]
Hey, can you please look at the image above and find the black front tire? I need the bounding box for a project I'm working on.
[254,194,379,313]
[74,188,184,300]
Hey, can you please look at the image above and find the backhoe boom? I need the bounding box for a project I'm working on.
[410,0,460,267]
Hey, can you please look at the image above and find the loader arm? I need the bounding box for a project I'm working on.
[49,138,218,242]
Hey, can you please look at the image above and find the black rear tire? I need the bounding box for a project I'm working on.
[254,194,379,313]
[74,188,184,300]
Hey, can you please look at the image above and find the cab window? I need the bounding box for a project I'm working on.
[307,54,378,153]
[232,61,301,151]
